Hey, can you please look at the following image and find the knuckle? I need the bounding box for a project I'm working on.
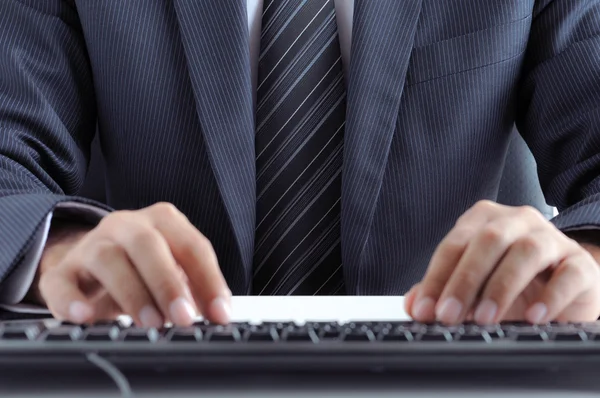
[184,234,214,260]
[450,224,475,239]
[443,227,474,251]
[442,238,466,256]
[454,269,481,290]
[119,288,148,311]
[88,240,123,267]
[564,261,588,281]
[479,225,509,246]
[486,277,514,303]
[516,205,545,222]
[152,276,183,303]
[473,200,497,213]
[542,289,562,308]
[129,226,161,248]
[421,275,446,297]
[98,211,133,230]
[514,235,543,258]
[152,202,181,218]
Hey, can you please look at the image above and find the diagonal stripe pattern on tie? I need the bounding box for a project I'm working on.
[253,0,346,295]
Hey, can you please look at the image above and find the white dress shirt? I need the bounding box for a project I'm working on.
[0,0,355,311]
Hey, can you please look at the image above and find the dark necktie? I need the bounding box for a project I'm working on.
[253,0,346,295]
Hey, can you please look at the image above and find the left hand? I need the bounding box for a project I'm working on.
[404,200,600,324]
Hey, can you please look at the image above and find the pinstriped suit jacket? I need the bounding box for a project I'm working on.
[1,0,600,296]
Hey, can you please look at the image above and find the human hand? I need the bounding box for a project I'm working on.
[404,201,600,324]
[36,202,231,327]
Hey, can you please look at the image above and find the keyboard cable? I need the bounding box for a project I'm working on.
[86,352,134,397]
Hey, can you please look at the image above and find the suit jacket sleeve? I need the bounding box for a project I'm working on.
[516,0,600,231]
[0,1,112,298]
[0,203,108,311]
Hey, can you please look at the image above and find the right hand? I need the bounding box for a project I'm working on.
[35,202,232,327]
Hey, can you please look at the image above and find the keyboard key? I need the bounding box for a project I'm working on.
[574,322,600,332]
[261,322,296,331]
[88,320,124,328]
[371,323,392,333]
[342,328,374,342]
[123,328,159,342]
[230,322,252,330]
[319,325,341,339]
[390,321,417,328]
[419,332,452,342]
[245,326,277,342]
[507,320,534,325]
[554,332,586,342]
[206,326,241,342]
[59,321,87,329]
[459,333,487,342]
[44,327,82,341]
[283,328,317,342]
[428,323,462,334]
[515,332,547,342]
[547,323,575,333]
[304,321,339,330]
[83,327,120,341]
[380,330,412,342]
[168,327,202,342]
[484,328,504,339]
[2,326,40,340]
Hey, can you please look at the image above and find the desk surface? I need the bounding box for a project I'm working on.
[180,295,409,324]
[4,297,600,398]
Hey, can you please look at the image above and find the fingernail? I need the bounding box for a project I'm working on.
[169,297,197,325]
[413,297,436,320]
[69,301,93,324]
[139,305,163,328]
[183,284,199,312]
[526,302,547,324]
[474,299,497,324]
[209,297,232,324]
[437,297,463,324]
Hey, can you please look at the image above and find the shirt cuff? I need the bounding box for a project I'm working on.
[0,201,109,313]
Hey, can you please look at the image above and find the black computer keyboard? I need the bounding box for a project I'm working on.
[1,319,598,343]
[1,319,600,372]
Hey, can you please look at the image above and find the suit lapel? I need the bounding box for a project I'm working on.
[173,1,256,287]
[342,0,424,292]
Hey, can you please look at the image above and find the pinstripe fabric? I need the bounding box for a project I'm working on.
[0,0,600,296]
[252,0,346,295]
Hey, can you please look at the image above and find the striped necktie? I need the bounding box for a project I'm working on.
[252,0,346,295]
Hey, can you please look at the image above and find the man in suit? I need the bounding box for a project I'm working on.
[1,0,600,327]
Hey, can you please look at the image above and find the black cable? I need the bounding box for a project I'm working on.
[86,352,134,397]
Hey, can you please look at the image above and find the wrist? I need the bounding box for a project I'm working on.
[41,219,91,271]
[26,220,92,306]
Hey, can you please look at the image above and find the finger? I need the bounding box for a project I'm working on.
[435,217,532,324]
[475,229,577,324]
[39,265,94,324]
[413,205,493,322]
[404,284,420,318]
[79,239,164,328]
[89,291,123,322]
[175,266,200,314]
[456,200,508,225]
[526,252,596,324]
[108,219,197,326]
[146,203,231,324]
